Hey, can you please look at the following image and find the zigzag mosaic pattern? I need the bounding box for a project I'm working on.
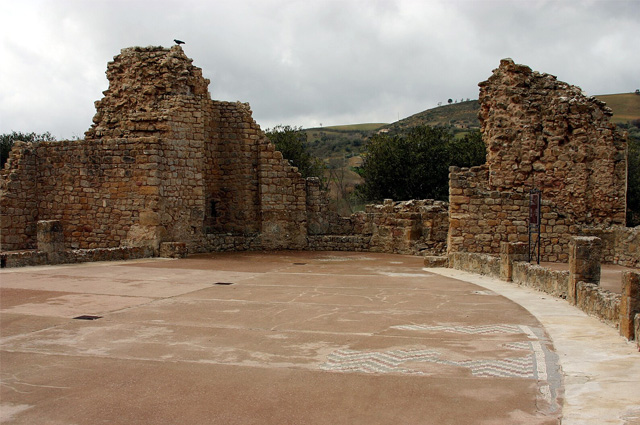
[321,348,534,378]
[320,349,440,375]
[321,324,547,380]
[390,324,524,335]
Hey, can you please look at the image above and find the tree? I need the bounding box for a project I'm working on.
[447,99,453,104]
[1,131,56,168]
[264,125,326,184]
[355,126,485,202]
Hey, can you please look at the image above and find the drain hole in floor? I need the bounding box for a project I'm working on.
[73,315,102,320]
[215,282,235,286]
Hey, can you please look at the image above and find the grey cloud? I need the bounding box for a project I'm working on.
[0,0,637,138]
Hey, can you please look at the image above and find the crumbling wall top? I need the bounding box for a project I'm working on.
[477,58,627,225]
[85,45,211,138]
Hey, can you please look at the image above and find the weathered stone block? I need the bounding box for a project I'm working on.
[568,236,602,305]
[37,220,65,260]
[620,272,640,340]
[499,241,528,281]
[159,242,188,258]
[424,256,448,268]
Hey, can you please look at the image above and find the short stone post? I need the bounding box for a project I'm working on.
[37,220,65,263]
[568,236,602,305]
[500,242,528,281]
[619,272,640,340]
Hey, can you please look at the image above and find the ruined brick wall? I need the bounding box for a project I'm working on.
[580,226,640,268]
[85,46,210,140]
[366,199,448,255]
[0,142,38,250]
[307,199,449,256]
[204,102,261,235]
[448,59,629,261]
[0,45,308,254]
[448,164,579,261]
[258,141,308,250]
[479,58,627,226]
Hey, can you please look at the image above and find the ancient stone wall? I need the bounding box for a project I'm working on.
[307,199,448,256]
[2,52,635,269]
[449,59,629,262]
[478,58,627,226]
[366,199,448,255]
[204,101,261,236]
[450,241,636,338]
[1,46,309,254]
[448,164,580,262]
[0,142,38,250]
[579,226,640,268]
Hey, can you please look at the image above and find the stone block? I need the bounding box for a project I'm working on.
[37,220,65,261]
[423,256,448,268]
[159,242,188,258]
[619,272,640,340]
[568,236,602,305]
[499,241,527,281]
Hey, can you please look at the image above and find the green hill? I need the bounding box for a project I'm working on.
[383,100,480,134]
[298,92,638,215]
[303,93,639,162]
[594,93,640,123]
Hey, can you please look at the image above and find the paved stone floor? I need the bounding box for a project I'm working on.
[0,251,637,424]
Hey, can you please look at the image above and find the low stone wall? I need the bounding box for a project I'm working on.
[307,235,371,252]
[202,233,262,252]
[512,262,569,299]
[309,199,448,256]
[576,282,621,326]
[1,246,154,268]
[451,240,640,341]
[0,250,48,268]
[366,199,448,255]
[449,252,501,277]
[580,226,640,268]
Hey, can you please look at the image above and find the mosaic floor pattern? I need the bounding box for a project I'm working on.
[320,324,558,406]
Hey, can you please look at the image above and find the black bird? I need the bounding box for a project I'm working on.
[174,39,185,45]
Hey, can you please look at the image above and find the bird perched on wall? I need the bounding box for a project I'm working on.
[174,39,185,45]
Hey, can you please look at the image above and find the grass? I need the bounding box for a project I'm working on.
[594,93,640,123]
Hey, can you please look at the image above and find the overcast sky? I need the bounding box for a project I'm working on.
[1,0,638,140]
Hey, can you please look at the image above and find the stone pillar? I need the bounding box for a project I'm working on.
[568,236,602,305]
[37,220,65,263]
[619,272,640,340]
[500,242,528,281]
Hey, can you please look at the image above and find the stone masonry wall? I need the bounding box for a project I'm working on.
[449,59,629,261]
[579,226,640,268]
[479,58,627,226]
[0,46,309,254]
[307,199,449,256]
[448,164,580,261]
[0,142,38,250]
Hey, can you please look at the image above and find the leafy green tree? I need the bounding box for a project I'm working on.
[265,125,326,184]
[1,131,56,168]
[355,126,485,202]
